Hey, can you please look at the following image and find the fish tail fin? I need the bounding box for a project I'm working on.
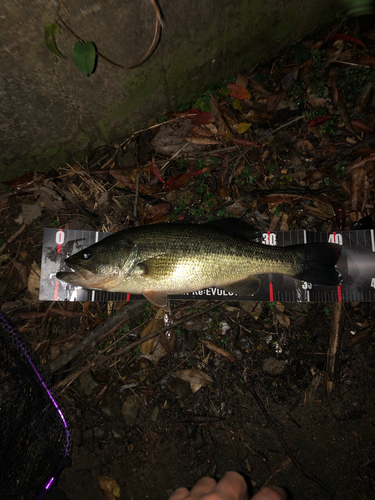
[293,243,342,286]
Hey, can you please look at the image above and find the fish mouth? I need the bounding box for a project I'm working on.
[56,267,91,286]
[65,261,82,274]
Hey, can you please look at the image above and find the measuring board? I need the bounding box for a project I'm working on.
[40,227,375,303]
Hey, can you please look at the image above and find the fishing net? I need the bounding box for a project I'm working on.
[0,313,72,499]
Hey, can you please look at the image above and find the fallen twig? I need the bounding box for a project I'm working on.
[251,388,333,495]
[326,302,344,397]
[46,301,145,374]
[0,224,26,256]
[54,301,224,393]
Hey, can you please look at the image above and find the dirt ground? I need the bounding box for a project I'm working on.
[53,300,375,500]
[1,11,375,500]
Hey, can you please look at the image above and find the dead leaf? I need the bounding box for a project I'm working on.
[358,55,375,66]
[158,330,176,353]
[21,199,42,224]
[307,94,330,108]
[202,340,239,362]
[258,194,298,206]
[189,125,213,137]
[350,167,365,211]
[304,206,334,219]
[113,301,129,311]
[280,67,299,90]
[229,137,254,147]
[337,93,354,134]
[96,191,112,213]
[28,261,40,300]
[245,109,273,122]
[34,185,64,210]
[184,109,215,125]
[163,165,213,192]
[248,79,270,97]
[227,83,251,100]
[322,144,345,156]
[220,187,229,200]
[144,203,170,223]
[232,161,245,179]
[209,94,232,138]
[140,309,165,354]
[141,342,167,364]
[270,214,280,231]
[14,261,29,288]
[267,89,287,112]
[184,136,219,145]
[110,169,133,186]
[2,172,45,191]
[205,123,218,134]
[174,369,213,386]
[351,120,373,134]
[347,154,375,171]
[232,99,242,112]
[217,154,230,186]
[274,302,290,327]
[233,122,252,134]
[294,138,314,153]
[330,77,339,105]
[151,120,205,156]
[235,73,248,88]
[280,213,289,231]
[97,475,120,500]
[326,33,366,49]
[227,200,248,216]
[158,311,176,353]
[314,200,335,217]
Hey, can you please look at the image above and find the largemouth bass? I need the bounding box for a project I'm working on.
[56,221,342,309]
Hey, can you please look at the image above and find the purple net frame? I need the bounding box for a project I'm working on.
[0,313,71,499]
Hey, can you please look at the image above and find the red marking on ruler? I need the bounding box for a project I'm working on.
[56,229,64,254]
[334,232,342,301]
[269,282,274,302]
[54,280,59,301]
[267,230,271,245]
[126,293,130,301]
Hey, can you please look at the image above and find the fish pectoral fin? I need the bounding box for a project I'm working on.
[136,254,176,277]
[143,291,170,311]
[223,277,262,296]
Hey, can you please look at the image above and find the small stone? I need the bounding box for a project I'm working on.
[121,395,140,426]
[238,336,253,350]
[240,301,264,319]
[170,379,192,400]
[151,406,159,422]
[93,427,107,440]
[79,371,99,396]
[263,357,286,376]
[100,400,121,420]
[112,426,126,443]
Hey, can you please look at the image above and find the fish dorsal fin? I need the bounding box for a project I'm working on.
[143,291,170,311]
[203,218,261,242]
[223,277,262,296]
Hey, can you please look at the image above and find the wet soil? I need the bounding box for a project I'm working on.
[54,300,375,500]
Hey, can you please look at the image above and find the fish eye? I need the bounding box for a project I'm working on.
[82,251,91,260]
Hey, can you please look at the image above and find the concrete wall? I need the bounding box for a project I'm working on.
[0,0,339,182]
